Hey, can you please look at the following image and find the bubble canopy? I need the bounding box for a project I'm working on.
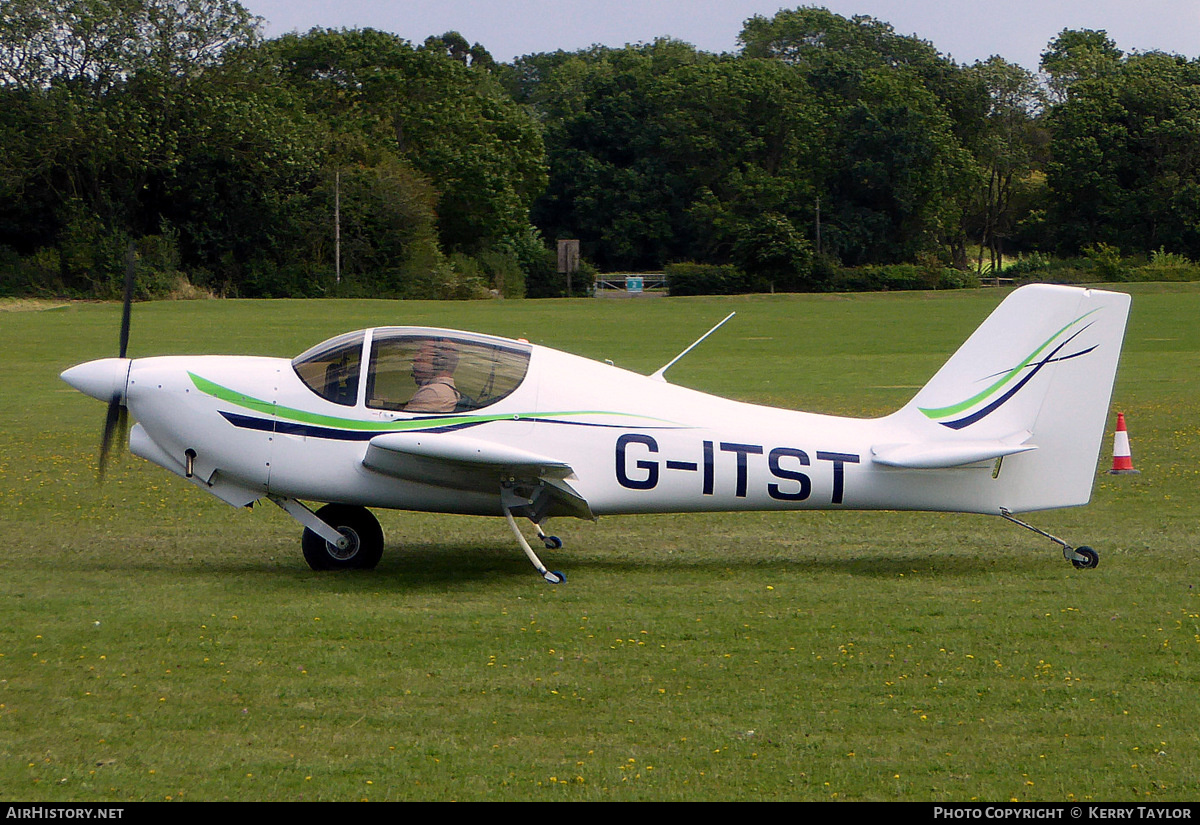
[291,328,532,412]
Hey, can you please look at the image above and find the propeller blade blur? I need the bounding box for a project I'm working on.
[98,396,127,478]
[118,243,134,359]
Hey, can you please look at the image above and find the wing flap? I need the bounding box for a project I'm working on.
[363,432,593,519]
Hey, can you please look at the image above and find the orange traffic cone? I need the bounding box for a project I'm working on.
[1108,412,1140,474]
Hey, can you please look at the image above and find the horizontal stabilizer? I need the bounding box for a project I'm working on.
[871,436,1036,469]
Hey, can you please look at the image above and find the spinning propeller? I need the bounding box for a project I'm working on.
[98,247,136,476]
[60,245,136,478]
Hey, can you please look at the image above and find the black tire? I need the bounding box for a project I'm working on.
[1071,546,1099,570]
[301,504,384,571]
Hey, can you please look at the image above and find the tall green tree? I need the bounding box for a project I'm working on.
[0,0,314,295]
[1040,28,1123,104]
[657,57,821,281]
[527,41,823,279]
[269,28,547,257]
[738,7,979,266]
[0,0,259,91]
[963,57,1046,272]
[1047,49,1200,257]
[524,40,708,270]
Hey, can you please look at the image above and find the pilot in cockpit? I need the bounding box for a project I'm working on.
[406,339,460,412]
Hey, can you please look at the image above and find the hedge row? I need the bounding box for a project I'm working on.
[664,262,978,296]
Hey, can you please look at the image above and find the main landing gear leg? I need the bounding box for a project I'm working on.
[999,507,1099,570]
[270,496,384,571]
[501,484,565,584]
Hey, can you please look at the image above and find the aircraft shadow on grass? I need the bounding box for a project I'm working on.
[64,535,1052,588]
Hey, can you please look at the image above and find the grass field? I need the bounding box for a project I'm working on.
[1,283,1198,801]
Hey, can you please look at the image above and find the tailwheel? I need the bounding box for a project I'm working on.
[301,504,384,571]
[1070,546,1099,570]
[999,508,1101,571]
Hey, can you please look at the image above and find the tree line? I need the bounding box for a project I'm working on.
[2,2,1199,299]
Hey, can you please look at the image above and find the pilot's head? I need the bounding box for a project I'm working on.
[412,340,459,383]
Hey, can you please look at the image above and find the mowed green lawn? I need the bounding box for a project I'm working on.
[1,283,1197,801]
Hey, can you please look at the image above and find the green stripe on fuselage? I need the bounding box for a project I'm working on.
[187,372,678,432]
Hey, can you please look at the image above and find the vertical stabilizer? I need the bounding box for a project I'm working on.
[896,284,1131,512]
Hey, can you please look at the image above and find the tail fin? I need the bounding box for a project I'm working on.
[893,284,1131,512]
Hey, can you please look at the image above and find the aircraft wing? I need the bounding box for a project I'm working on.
[362,431,593,519]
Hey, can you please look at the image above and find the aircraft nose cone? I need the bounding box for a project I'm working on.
[61,358,131,403]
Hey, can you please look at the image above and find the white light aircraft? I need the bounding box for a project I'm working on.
[61,282,1130,582]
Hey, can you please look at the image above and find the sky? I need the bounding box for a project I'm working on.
[239,0,1200,73]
